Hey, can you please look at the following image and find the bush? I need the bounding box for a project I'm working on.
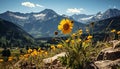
[2,48,11,57]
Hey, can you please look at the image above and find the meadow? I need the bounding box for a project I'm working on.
[0,18,120,69]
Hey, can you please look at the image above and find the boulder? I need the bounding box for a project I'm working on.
[94,59,120,69]
[43,52,66,64]
[89,40,120,69]
[42,52,66,69]
[97,47,120,60]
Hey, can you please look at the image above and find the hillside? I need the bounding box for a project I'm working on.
[94,16,120,32]
[0,18,34,48]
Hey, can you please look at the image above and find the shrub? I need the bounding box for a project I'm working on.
[2,48,11,57]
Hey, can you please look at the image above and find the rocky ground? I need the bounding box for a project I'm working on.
[14,40,120,69]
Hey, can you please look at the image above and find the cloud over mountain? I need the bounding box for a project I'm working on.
[66,8,85,14]
[21,2,44,8]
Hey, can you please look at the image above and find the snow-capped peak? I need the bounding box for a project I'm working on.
[80,16,93,21]
[71,8,120,23]
[9,13,28,19]
[33,13,46,20]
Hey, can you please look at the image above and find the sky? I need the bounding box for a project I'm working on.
[0,0,120,15]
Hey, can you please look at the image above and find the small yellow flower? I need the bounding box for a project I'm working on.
[82,41,89,48]
[77,38,81,43]
[51,45,56,51]
[87,35,93,39]
[85,39,91,43]
[31,52,34,56]
[51,45,55,48]
[111,29,116,33]
[24,58,28,61]
[78,29,83,35]
[8,58,13,61]
[65,39,70,43]
[82,42,86,46]
[28,48,32,53]
[32,50,38,56]
[9,56,13,59]
[31,51,37,56]
[40,50,44,53]
[45,51,48,55]
[71,40,75,44]
[57,44,63,48]
[58,19,74,34]
[117,31,120,35]
[19,55,24,59]
[0,59,3,62]
[71,33,76,38]
[24,54,30,58]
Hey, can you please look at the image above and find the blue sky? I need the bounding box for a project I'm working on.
[0,0,120,15]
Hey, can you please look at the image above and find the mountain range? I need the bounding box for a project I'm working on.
[0,9,85,38]
[71,8,120,23]
[0,8,120,38]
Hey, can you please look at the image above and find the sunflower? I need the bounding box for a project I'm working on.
[58,19,74,34]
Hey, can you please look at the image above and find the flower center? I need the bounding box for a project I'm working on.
[63,23,69,30]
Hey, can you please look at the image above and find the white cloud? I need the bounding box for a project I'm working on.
[21,2,35,8]
[21,2,44,8]
[36,4,44,8]
[66,8,85,14]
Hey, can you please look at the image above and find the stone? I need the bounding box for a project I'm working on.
[89,40,120,69]
[97,47,120,60]
[94,59,120,69]
[43,52,66,64]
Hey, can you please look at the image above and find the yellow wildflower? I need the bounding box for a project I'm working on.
[51,45,56,51]
[78,29,83,35]
[8,58,13,61]
[28,48,32,53]
[71,33,76,38]
[82,42,86,46]
[32,50,38,56]
[24,58,28,61]
[117,31,120,35]
[19,55,24,59]
[0,59,3,62]
[58,19,74,34]
[57,44,63,48]
[111,29,116,33]
[77,38,81,43]
[71,40,75,44]
[24,54,30,58]
[65,39,70,43]
[85,39,91,43]
[45,51,48,55]
[87,35,93,39]
[8,56,13,59]
[82,41,89,48]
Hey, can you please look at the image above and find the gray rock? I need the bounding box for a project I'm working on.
[97,47,120,60]
[89,40,120,69]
